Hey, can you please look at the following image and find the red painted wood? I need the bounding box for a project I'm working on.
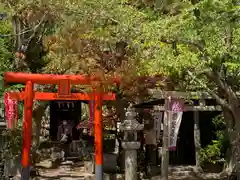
[4,72,120,85]
[94,93,103,165]
[7,92,115,101]
[58,79,71,96]
[4,72,118,179]
[21,81,33,167]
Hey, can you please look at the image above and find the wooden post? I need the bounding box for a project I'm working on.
[194,99,203,167]
[161,98,170,180]
[194,111,201,167]
[21,81,34,180]
[94,93,103,180]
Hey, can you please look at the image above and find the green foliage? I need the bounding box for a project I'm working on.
[0,121,39,165]
[200,114,229,166]
[0,5,13,74]
[0,4,26,162]
[1,123,23,161]
[1,0,240,92]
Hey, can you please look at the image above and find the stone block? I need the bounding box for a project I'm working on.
[103,153,118,173]
[84,161,94,174]
[88,153,118,173]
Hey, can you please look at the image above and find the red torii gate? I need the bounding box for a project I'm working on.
[4,72,120,180]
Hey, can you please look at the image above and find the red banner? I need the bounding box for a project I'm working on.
[4,93,18,129]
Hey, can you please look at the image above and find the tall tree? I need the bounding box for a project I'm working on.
[137,0,240,173]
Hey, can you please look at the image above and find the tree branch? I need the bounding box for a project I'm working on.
[187,70,232,111]
[223,14,238,103]
[162,36,238,105]
[206,71,226,91]
[0,14,47,37]
[206,70,238,104]
[0,27,33,37]
[24,13,47,51]
[160,37,205,52]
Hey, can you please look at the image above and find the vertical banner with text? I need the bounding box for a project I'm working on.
[153,109,163,141]
[168,98,184,151]
[4,93,18,129]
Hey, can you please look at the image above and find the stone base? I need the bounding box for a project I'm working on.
[85,153,118,174]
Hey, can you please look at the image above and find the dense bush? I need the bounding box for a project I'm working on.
[200,114,229,167]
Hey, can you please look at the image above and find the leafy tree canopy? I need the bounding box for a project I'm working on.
[0,0,239,101]
[2,0,240,172]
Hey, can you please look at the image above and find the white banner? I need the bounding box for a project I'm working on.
[168,98,184,151]
[154,111,163,140]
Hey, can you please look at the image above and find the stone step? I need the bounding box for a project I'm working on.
[169,166,196,173]
[171,170,194,176]
[168,176,199,180]
[35,176,86,179]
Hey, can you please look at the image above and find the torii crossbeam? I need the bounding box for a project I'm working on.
[4,72,119,180]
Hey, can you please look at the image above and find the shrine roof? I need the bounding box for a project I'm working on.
[134,89,220,108]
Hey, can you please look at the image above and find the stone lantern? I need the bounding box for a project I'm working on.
[120,104,144,180]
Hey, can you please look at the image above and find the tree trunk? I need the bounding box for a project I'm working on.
[224,108,240,174]
[32,102,49,147]
[30,102,49,166]
[115,94,127,171]
[225,132,239,174]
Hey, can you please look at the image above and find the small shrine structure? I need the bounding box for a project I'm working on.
[136,89,222,180]
[3,72,119,180]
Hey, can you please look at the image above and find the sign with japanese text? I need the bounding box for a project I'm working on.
[168,98,184,151]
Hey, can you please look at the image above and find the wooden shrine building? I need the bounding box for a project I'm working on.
[135,89,222,167]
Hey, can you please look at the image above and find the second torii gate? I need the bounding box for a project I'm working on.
[4,72,120,180]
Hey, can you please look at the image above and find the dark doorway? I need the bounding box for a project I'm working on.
[170,112,195,165]
[50,101,82,141]
[169,111,220,166]
[199,111,221,148]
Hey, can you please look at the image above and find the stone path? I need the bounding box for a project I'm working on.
[33,163,227,180]
[36,167,85,180]
[33,161,93,180]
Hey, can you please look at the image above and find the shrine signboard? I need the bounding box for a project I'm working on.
[168,98,184,151]
[58,79,71,97]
